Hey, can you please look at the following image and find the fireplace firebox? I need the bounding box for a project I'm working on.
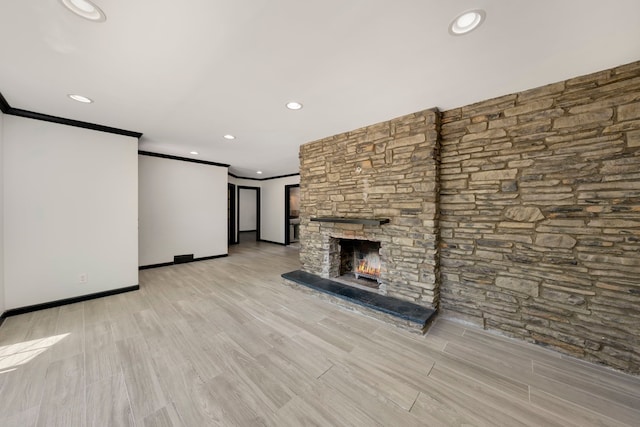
[338,239,382,288]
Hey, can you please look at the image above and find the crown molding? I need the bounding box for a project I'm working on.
[138,150,230,168]
[228,172,299,181]
[0,91,142,138]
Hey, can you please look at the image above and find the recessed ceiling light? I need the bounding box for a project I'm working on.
[68,94,93,103]
[60,0,106,22]
[223,134,236,140]
[449,9,485,35]
[190,151,199,155]
[286,101,303,110]
[256,171,263,175]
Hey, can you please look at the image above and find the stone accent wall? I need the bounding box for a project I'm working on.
[439,61,640,373]
[299,109,441,307]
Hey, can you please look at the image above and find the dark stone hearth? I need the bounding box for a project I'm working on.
[282,270,436,329]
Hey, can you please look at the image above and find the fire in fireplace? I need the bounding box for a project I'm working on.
[355,253,381,281]
[339,239,382,288]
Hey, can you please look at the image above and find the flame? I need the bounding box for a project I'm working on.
[357,260,380,277]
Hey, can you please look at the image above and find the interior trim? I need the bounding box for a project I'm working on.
[0,92,10,113]
[229,172,300,181]
[139,253,228,270]
[0,91,142,138]
[0,285,140,322]
[258,238,286,246]
[139,150,230,168]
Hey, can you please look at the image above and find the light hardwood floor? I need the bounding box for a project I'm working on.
[1,240,639,426]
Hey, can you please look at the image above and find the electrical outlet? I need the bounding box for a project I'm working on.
[79,273,88,284]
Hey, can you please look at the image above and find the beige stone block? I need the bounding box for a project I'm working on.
[462,94,516,117]
[577,253,639,267]
[498,222,535,229]
[470,169,518,181]
[506,121,552,139]
[542,219,585,227]
[517,82,565,102]
[603,119,640,134]
[489,116,518,129]
[553,109,613,128]
[600,157,640,174]
[367,185,396,194]
[460,128,507,143]
[476,250,503,261]
[364,129,390,143]
[392,237,414,247]
[441,179,468,189]
[578,181,639,191]
[567,70,610,86]
[495,275,540,297]
[543,283,596,296]
[504,206,545,222]
[535,233,577,249]
[521,193,573,202]
[440,194,475,204]
[587,219,640,228]
[627,130,640,147]
[504,98,554,117]
[466,122,488,133]
[358,159,373,169]
[508,159,535,168]
[443,153,471,163]
[327,173,341,182]
[388,133,425,149]
[618,102,640,121]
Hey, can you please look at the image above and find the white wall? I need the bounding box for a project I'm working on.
[260,175,300,244]
[3,116,138,309]
[239,187,257,231]
[0,110,5,313]
[139,155,228,266]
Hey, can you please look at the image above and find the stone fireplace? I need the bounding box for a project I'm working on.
[299,109,441,309]
[294,61,640,374]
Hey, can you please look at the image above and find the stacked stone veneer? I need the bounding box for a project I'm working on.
[299,109,441,307]
[439,61,640,373]
[298,61,640,373]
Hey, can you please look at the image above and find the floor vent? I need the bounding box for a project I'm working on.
[174,254,194,264]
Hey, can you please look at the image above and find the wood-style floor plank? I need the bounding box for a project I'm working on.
[35,353,85,427]
[0,406,39,427]
[318,363,426,427]
[529,387,630,427]
[532,360,640,410]
[143,405,184,427]
[85,373,134,427]
[427,363,569,427]
[0,240,638,426]
[0,343,50,418]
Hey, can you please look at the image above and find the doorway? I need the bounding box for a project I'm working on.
[238,186,261,243]
[228,183,237,245]
[284,184,300,246]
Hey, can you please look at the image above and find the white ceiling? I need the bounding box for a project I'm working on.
[1,0,639,178]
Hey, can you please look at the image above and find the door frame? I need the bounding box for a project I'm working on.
[228,183,237,245]
[284,184,300,245]
[237,186,261,241]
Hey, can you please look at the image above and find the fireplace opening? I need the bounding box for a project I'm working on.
[338,239,381,289]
